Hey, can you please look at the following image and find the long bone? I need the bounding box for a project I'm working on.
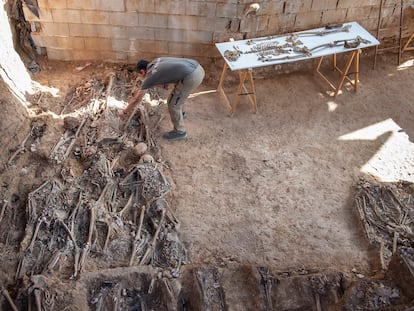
[129,204,146,266]
[104,72,116,110]
[42,250,63,274]
[78,203,96,274]
[288,24,351,38]
[164,200,180,228]
[49,132,71,160]
[56,219,81,278]
[26,179,64,252]
[27,216,46,252]
[118,192,134,219]
[140,207,166,265]
[95,180,118,252]
[63,117,88,161]
[1,287,19,311]
[0,200,8,224]
[102,221,112,252]
[34,288,43,311]
[304,36,371,53]
[69,192,83,234]
[7,129,32,166]
[247,25,351,45]
[259,36,371,62]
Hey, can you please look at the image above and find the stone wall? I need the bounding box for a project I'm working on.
[22,0,414,64]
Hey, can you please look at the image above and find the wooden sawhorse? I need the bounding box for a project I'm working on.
[316,49,360,98]
[402,31,414,53]
[217,62,257,116]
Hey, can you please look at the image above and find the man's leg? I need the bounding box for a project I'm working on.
[167,83,186,133]
[167,65,205,133]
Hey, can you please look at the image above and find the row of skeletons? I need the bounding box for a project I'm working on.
[5,70,188,310]
[18,163,184,279]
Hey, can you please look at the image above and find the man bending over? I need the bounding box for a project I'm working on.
[120,57,205,141]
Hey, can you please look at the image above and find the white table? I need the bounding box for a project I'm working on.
[215,21,380,114]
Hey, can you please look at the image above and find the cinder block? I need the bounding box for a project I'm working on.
[109,12,139,26]
[96,0,125,12]
[321,9,347,25]
[41,22,70,36]
[80,10,110,24]
[112,52,128,61]
[240,16,269,33]
[66,0,95,10]
[112,39,136,52]
[346,7,374,22]
[168,15,198,30]
[268,14,295,34]
[294,11,323,30]
[337,0,358,8]
[100,25,154,40]
[311,0,337,11]
[337,0,376,9]
[183,30,213,44]
[260,1,285,14]
[71,49,98,60]
[139,13,168,28]
[57,36,85,49]
[284,0,312,14]
[357,18,378,34]
[69,23,98,37]
[154,28,185,42]
[42,36,85,49]
[186,2,216,16]
[46,47,73,60]
[215,3,238,18]
[90,50,128,62]
[197,17,229,32]
[38,0,67,9]
[51,9,81,23]
[84,37,113,50]
[137,40,168,54]
[168,42,216,58]
[155,0,185,15]
[126,0,155,12]
[96,25,128,38]
[126,27,155,40]
[167,42,196,56]
[228,18,240,32]
[373,5,396,19]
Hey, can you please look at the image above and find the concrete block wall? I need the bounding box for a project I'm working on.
[21,0,414,64]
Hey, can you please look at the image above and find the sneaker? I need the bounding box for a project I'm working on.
[163,130,187,141]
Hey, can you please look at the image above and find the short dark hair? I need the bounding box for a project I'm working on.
[136,60,149,71]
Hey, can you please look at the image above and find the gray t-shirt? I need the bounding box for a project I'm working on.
[140,57,199,90]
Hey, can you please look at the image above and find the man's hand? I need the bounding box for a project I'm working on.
[119,109,129,119]
[120,90,144,130]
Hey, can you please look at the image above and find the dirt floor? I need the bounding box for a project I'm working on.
[0,50,414,310]
[161,51,414,271]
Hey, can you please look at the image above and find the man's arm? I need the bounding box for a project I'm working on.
[120,89,145,118]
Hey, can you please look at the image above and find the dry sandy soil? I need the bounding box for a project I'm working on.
[161,51,414,272]
[0,50,413,309]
